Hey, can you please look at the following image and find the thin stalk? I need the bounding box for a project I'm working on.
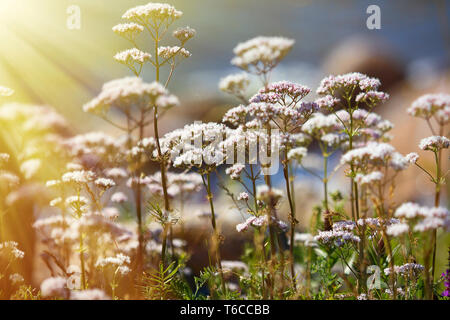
[250,164,267,298]
[152,28,172,268]
[203,172,226,295]
[282,155,297,290]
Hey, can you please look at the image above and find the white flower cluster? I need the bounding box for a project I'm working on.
[0,241,25,260]
[317,72,381,95]
[314,228,360,247]
[112,23,144,41]
[173,26,196,43]
[122,3,183,23]
[394,202,449,232]
[408,93,450,123]
[340,142,408,171]
[158,46,191,59]
[83,77,179,114]
[355,171,383,186]
[114,48,152,64]
[40,277,69,299]
[219,73,250,96]
[161,122,231,169]
[225,163,245,180]
[418,135,449,152]
[386,222,409,237]
[231,36,295,72]
[287,147,308,163]
[236,215,288,233]
[96,252,131,275]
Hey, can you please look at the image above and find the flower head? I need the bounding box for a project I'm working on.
[231,36,294,73]
[112,23,144,41]
[408,93,450,123]
[122,3,183,24]
[419,135,449,152]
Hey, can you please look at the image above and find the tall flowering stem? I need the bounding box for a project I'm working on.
[407,93,449,298]
[202,172,226,295]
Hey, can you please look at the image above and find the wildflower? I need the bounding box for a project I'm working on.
[62,170,95,184]
[287,147,307,163]
[315,95,340,109]
[356,91,389,103]
[408,93,450,123]
[0,241,25,260]
[250,81,310,104]
[122,3,183,24]
[317,72,380,95]
[394,202,423,219]
[83,77,178,115]
[386,222,409,237]
[419,135,449,152]
[225,163,245,180]
[95,178,116,189]
[384,263,424,276]
[112,23,144,41]
[111,192,128,203]
[0,85,14,96]
[302,112,342,137]
[355,171,383,186]
[219,74,250,96]
[40,277,69,299]
[357,293,368,300]
[414,215,449,232]
[237,192,249,201]
[95,253,131,269]
[65,196,89,207]
[231,36,295,72]
[114,48,152,64]
[9,273,24,285]
[441,269,450,297]
[70,289,110,300]
[173,26,196,43]
[405,152,419,164]
[158,46,191,59]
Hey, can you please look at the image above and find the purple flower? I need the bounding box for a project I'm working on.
[441,269,450,297]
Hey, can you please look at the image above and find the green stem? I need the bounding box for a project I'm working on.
[204,172,226,296]
[283,156,297,291]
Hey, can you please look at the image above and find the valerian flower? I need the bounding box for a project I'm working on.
[231,36,295,73]
[114,48,152,65]
[83,77,178,115]
[122,3,183,25]
[219,74,250,97]
[408,93,450,124]
[173,26,196,44]
[158,46,191,59]
[419,135,449,152]
[112,23,144,41]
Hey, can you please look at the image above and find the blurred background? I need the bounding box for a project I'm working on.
[0,0,449,284]
[0,0,448,129]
